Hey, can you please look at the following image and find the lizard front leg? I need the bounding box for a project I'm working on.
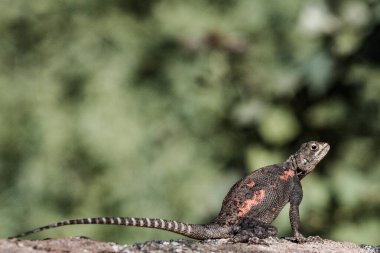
[289,181,306,242]
[289,182,323,243]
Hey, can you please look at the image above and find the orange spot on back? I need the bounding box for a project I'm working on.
[279,169,295,181]
[246,181,255,187]
[238,189,265,217]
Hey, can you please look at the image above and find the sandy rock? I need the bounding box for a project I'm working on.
[1,237,378,253]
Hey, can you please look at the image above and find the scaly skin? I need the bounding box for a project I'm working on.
[9,141,329,243]
[213,141,330,242]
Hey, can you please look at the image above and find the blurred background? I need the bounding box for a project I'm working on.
[0,0,379,245]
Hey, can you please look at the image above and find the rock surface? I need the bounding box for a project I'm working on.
[1,237,378,253]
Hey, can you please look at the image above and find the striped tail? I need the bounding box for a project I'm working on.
[8,217,231,240]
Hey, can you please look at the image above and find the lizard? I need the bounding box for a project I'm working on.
[8,141,330,243]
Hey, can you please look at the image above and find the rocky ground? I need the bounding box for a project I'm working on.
[1,237,379,253]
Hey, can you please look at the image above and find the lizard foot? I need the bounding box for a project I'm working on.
[304,235,323,243]
[227,219,278,245]
[233,219,278,238]
[227,235,269,245]
[247,237,270,245]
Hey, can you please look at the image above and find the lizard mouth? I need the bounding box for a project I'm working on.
[317,143,330,160]
[296,168,306,177]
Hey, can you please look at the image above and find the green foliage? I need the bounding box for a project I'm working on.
[0,0,379,245]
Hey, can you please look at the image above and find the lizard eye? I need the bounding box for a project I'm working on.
[311,144,318,151]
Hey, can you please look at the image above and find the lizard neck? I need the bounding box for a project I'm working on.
[286,154,298,171]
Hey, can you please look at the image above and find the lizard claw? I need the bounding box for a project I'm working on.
[227,235,270,246]
[247,237,270,246]
[284,234,306,243]
[284,236,300,243]
[304,235,323,243]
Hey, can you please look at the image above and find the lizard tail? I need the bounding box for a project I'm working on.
[8,217,231,240]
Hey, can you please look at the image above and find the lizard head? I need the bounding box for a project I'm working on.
[290,141,330,179]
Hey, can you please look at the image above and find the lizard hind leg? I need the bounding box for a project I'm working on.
[229,219,278,244]
[238,218,278,238]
